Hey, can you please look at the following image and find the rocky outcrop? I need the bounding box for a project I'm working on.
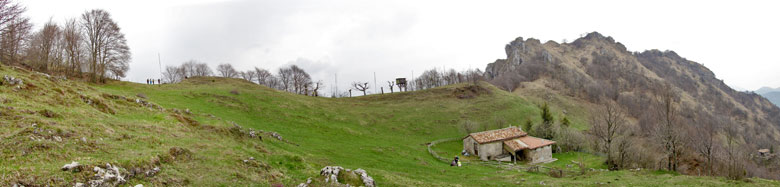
[320,166,343,184]
[61,161,81,172]
[314,166,375,187]
[484,32,780,176]
[353,168,375,187]
[2,75,23,86]
[87,163,126,187]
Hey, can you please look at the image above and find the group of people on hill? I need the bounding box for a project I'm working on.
[450,156,461,167]
[147,79,160,85]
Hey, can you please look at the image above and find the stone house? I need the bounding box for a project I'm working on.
[463,126,556,164]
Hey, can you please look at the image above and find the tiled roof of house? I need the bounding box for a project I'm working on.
[503,136,556,151]
[466,127,527,144]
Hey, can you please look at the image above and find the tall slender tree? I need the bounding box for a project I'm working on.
[0,15,30,64]
[81,9,130,82]
[62,18,83,75]
[589,101,627,170]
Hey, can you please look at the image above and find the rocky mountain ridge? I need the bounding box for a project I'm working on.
[486,31,780,159]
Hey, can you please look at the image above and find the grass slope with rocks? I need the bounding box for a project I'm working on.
[1,65,777,186]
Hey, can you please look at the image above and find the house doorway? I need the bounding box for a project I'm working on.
[515,150,526,161]
[473,143,479,155]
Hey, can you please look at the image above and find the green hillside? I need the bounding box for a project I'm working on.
[1,66,777,186]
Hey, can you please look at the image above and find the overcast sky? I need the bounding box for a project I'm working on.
[22,0,780,93]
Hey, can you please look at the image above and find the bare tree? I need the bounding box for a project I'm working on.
[490,73,525,92]
[278,66,292,91]
[589,101,627,170]
[0,0,25,33]
[240,70,256,82]
[81,9,130,82]
[415,68,443,89]
[28,19,61,72]
[387,81,395,93]
[653,83,683,172]
[0,15,30,64]
[192,62,212,76]
[465,68,483,85]
[162,65,183,83]
[311,80,324,97]
[277,65,311,94]
[688,116,720,176]
[290,65,311,94]
[352,82,369,96]
[254,67,273,86]
[179,60,197,77]
[443,69,459,85]
[461,120,479,134]
[62,18,82,75]
[724,124,745,180]
[614,135,634,169]
[216,63,238,78]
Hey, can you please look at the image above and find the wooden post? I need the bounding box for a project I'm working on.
[381,87,384,94]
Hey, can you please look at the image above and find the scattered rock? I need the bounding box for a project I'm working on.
[134,184,144,187]
[296,177,313,187]
[145,167,160,177]
[61,161,81,172]
[88,163,126,186]
[318,166,375,187]
[354,168,375,187]
[229,122,263,141]
[271,132,283,141]
[74,183,84,187]
[320,166,343,184]
[184,108,191,114]
[2,75,23,86]
[36,72,51,79]
[136,93,147,99]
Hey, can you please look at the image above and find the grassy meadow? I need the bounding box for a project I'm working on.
[1,66,777,186]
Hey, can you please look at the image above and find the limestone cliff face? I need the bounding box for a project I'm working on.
[486,32,780,149]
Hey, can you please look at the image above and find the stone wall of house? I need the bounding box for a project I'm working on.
[463,137,477,155]
[477,142,504,161]
[525,145,553,163]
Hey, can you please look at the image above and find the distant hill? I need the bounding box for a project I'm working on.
[485,32,780,178]
[756,87,780,95]
[760,91,780,107]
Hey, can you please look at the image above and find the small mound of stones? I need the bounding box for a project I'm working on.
[62,161,82,172]
[2,75,23,89]
[74,163,126,187]
[302,166,374,187]
[353,169,375,187]
[62,161,160,187]
[229,122,263,141]
[134,98,163,111]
